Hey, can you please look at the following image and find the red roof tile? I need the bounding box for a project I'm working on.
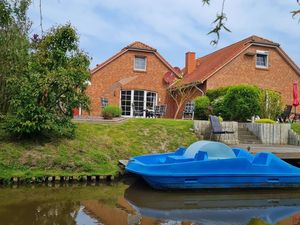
[183,35,287,84]
[124,41,157,52]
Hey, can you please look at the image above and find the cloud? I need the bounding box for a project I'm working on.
[29,0,300,68]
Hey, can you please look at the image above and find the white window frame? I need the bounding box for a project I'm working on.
[119,90,157,118]
[256,50,269,69]
[134,56,147,71]
[120,90,132,117]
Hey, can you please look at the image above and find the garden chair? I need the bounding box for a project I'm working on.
[145,108,154,118]
[132,104,144,117]
[154,105,167,118]
[182,101,195,120]
[278,105,292,123]
[209,115,234,141]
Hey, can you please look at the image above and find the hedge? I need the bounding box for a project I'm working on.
[194,96,211,120]
[206,86,231,102]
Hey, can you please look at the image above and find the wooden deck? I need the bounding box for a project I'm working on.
[118,160,129,167]
[232,144,300,160]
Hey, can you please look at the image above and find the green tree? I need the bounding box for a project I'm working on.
[0,0,31,115]
[5,24,91,137]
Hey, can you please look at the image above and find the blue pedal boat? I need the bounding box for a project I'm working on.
[125,141,300,189]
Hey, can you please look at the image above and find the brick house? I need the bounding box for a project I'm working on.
[82,36,300,118]
[82,42,179,118]
[183,35,300,105]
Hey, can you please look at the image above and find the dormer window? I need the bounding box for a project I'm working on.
[256,51,268,69]
[134,56,146,71]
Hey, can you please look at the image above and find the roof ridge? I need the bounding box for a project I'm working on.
[125,41,157,51]
[195,35,278,65]
[249,35,279,45]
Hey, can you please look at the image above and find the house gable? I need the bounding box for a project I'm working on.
[205,44,300,104]
[85,41,176,117]
[91,41,178,76]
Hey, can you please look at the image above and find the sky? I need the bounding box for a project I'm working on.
[28,0,300,69]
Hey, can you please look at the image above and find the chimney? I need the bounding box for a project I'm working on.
[185,52,196,74]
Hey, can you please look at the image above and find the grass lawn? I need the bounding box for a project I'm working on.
[0,118,197,180]
[291,123,300,135]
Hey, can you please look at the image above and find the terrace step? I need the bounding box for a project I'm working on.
[239,130,255,135]
[238,125,262,144]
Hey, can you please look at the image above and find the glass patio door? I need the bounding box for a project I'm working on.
[133,90,145,117]
[146,92,156,111]
[120,90,131,116]
[120,90,157,117]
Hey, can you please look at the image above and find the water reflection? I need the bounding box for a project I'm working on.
[124,180,300,225]
[0,183,125,225]
[0,200,80,225]
[0,181,300,225]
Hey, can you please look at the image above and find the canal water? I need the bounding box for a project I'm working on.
[1,178,300,225]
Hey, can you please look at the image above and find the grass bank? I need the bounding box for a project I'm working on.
[0,118,197,180]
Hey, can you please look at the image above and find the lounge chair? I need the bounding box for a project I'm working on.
[209,115,234,141]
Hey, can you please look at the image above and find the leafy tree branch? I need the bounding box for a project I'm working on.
[202,0,300,44]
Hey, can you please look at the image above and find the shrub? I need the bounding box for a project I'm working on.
[255,118,276,124]
[211,96,230,119]
[206,86,230,101]
[259,90,282,120]
[102,105,122,119]
[194,96,211,120]
[223,85,261,122]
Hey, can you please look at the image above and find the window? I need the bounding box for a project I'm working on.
[256,51,268,68]
[134,56,146,71]
[101,98,108,108]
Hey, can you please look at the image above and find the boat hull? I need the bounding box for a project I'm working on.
[142,174,300,189]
